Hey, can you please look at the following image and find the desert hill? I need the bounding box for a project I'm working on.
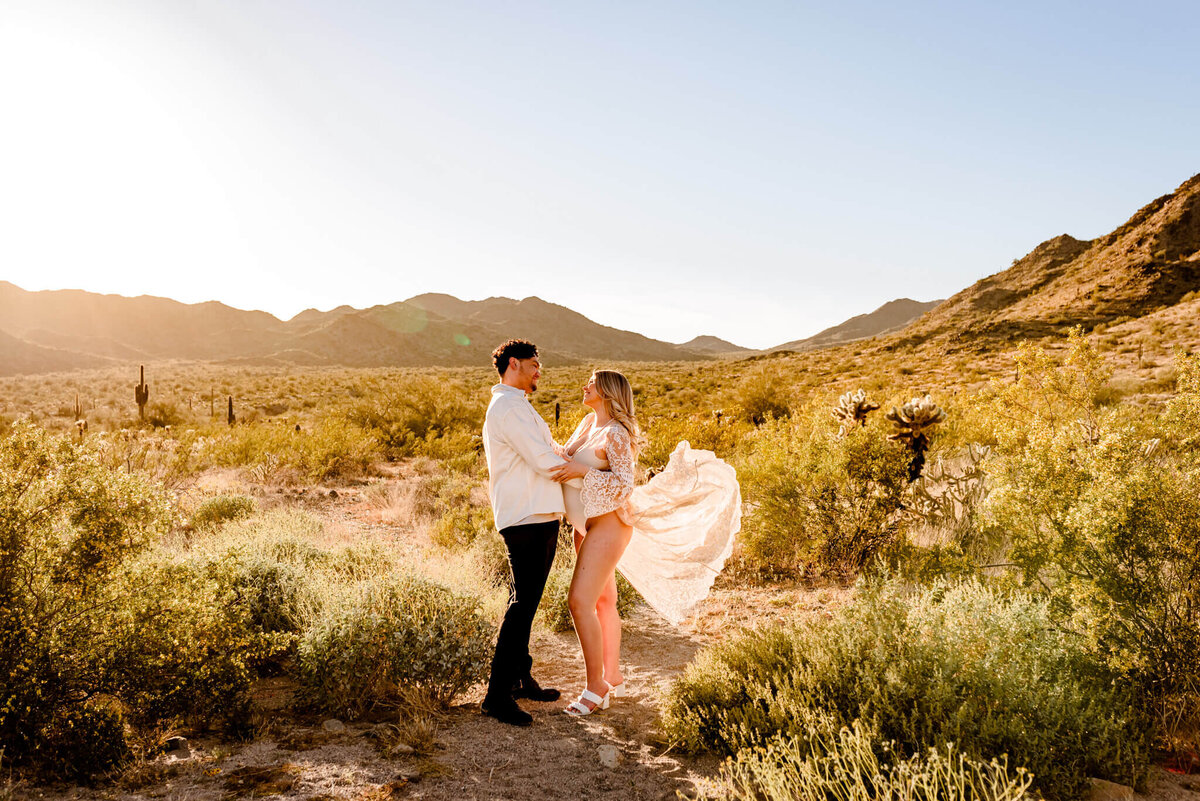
[771,298,943,352]
[895,173,1200,349]
[678,335,756,355]
[0,283,708,375]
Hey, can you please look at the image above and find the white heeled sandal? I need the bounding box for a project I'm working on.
[608,681,628,698]
[564,687,610,716]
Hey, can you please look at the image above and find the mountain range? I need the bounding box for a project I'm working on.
[2,172,1197,376]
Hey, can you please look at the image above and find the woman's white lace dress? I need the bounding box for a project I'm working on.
[559,415,741,625]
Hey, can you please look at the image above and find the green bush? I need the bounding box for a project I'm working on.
[296,574,492,716]
[969,339,1200,759]
[189,494,256,530]
[0,422,173,770]
[202,417,379,481]
[425,471,493,550]
[733,365,793,425]
[703,718,1033,801]
[39,701,132,781]
[663,578,1148,799]
[737,413,910,577]
[639,413,748,469]
[146,401,184,429]
[346,376,484,458]
[101,555,277,729]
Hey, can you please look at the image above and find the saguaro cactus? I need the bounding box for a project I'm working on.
[135,365,149,420]
[832,389,880,436]
[227,396,236,427]
[886,394,946,480]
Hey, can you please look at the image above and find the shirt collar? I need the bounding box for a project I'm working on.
[492,383,528,398]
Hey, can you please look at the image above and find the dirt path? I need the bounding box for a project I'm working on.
[407,609,717,801]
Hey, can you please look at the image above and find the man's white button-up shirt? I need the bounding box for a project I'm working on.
[482,383,566,531]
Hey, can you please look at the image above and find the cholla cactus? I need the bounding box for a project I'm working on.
[832,389,880,436]
[887,394,946,480]
[906,443,990,532]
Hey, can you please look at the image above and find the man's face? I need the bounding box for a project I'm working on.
[508,356,542,393]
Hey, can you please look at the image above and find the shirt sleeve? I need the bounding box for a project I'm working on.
[500,404,568,478]
[581,424,636,517]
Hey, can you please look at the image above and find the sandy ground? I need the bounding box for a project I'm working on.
[9,475,1200,801]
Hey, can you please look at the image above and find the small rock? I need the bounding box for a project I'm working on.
[391,743,415,755]
[328,490,338,498]
[164,736,189,758]
[597,744,620,769]
[396,769,421,783]
[322,719,346,733]
[1089,778,1133,801]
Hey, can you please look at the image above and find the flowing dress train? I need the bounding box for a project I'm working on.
[560,416,741,625]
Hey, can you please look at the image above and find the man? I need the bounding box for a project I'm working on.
[480,339,567,726]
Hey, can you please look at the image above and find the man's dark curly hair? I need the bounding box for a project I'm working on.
[492,339,539,376]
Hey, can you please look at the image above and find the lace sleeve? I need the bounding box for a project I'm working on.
[582,425,636,519]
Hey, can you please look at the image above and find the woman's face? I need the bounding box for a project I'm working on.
[582,374,601,407]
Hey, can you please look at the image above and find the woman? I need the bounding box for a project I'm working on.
[551,370,741,716]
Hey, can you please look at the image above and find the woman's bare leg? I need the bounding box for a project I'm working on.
[596,571,623,687]
[574,529,623,687]
[568,513,632,701]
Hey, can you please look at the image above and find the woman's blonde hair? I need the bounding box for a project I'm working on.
[593,370,642,456]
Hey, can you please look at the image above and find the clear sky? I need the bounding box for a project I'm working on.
[2,1,1197,349]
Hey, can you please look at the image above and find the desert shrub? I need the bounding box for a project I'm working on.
[733,365,793,424]
[663,578,1148,799]
[346,376,484,458]
[101,555,278,729]
[424,469,493,550]
[91,428,202,490]
[0,422,173,769]
[296,574,492,716]
[639,413,748,469]
[189,494,256,529]
[202,417,379,481]
[1165,351,1200,454]
[145,401,184,428]
[539,562,642,633]
[703,718,1033,801]
[39,701,132,781]
[969,339,1200,759]
[737,412,910,577]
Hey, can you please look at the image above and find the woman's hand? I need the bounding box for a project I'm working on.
[551,459,589,483]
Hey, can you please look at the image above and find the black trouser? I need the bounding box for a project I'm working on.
[486,520,559,699]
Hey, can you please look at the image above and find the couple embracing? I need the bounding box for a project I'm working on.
[480,339,741,727]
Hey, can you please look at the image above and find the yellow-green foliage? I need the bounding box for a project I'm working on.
[663,579,1148,800]
[737,410,910,577]
[418,457,494,550]
[0,423,173,769]
[346,375,484,458]
[201,416,379,481]
[704,719,1034,801]
[962,340,1200,759]
[733,364,794,424]
[101,554,275,730]
[296,575,493,716]
[639,413,748,469]
[189,494,256,530]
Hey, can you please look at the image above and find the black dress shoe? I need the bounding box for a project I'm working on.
[513,676,561,702]
[481,695,533,727]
